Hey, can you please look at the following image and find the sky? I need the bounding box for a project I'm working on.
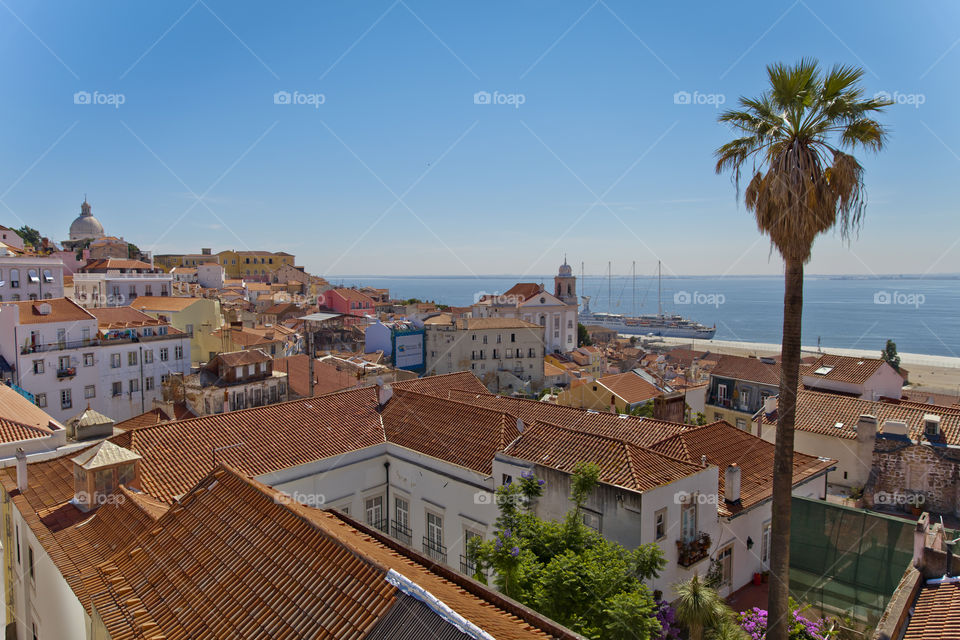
[1,0,958,278]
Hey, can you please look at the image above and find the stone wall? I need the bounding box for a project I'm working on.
[870,438,960,516]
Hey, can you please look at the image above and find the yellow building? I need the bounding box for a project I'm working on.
[556,371,663,413]
[131,296,224,364]
[217,250,296,280]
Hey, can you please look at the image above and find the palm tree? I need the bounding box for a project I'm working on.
[715,59,889,640]
[674,575,728,640]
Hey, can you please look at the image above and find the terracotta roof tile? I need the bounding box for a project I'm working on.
[390,371,489,397]
[2,297,95,325]
[597,372,663,404]
[712,354,781,386]
[131,296,204,312]
[88,306,167,329]
[903,580,960,639]
[273,355,358,397]
[802,354,889,385]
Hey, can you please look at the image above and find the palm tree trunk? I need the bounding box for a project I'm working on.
[767,257,803,640]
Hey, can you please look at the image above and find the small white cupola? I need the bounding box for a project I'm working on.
[71,441,142,512]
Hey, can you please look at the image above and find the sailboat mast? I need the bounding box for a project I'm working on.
[632,261,636,317]
[657,260,662,317]
[607,261,611,313]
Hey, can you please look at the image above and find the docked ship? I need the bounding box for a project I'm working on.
[579,262,717,339]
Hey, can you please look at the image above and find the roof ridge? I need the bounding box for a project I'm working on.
[390,388,517,422]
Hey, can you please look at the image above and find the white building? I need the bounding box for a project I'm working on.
[0,299,190,424]
[0,254,64,302]
[72,259,173,308]
[471,260,578,354]
[801,353,904,400]
[197,262,225,289]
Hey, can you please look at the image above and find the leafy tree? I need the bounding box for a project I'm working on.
[629,336,638,347]
[715,59,889,640]
[15,226,41,249]
[578,323,593,347]
[470,465,667,639]
[674,575,727,640]
[880,339,900,372]
[127,242,141,260]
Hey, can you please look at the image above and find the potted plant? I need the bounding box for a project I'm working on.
[761,570,770,583]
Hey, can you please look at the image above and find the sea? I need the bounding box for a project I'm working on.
[329,274,960,359]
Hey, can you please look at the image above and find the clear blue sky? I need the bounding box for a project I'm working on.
[1,1,958,278]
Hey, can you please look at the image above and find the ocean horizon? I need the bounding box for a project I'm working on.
[328,274,960,359]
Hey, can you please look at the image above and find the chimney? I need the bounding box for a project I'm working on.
[856,414,878,443]
[15,448,27,492]
[763,396,777,416]
[377,384,393,409]
[724,463,741,504]
[700,454,707,467]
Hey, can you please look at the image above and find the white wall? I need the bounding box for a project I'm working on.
[97,336,192,422]
[0,258,64,302]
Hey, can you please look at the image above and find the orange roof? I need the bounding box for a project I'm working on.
[391,371,489,397]
[113,407,170,431]
[0,385,60,434]
[543,361,565,377]
[209,348,271,369]
[80,258,154,271]
[903,580,960,639]
[649,421,835,516]
[273,355,358,397]
[505,421,703,492]
[130,296,203,312]
[597,372,663,405]
[712,354,781,386]
[88,306,166,329]
[85,467,560,639]
[330,288,376,304]
[802,354,890,385]
[2,298,94,325]
[458,317,541,330]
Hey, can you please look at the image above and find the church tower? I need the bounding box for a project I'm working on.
[554,257,576,305]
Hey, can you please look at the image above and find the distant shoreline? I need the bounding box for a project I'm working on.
[329,273,960,281]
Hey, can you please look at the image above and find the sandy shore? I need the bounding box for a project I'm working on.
[641,336,960,396]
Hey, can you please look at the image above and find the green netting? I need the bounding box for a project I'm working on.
[789,496,916,623]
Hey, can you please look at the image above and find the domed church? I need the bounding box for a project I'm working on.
[64,199,106,249]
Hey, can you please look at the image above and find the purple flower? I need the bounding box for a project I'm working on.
[510,546,520,557]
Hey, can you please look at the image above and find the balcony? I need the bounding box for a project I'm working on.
[459,554,477,576]
[676,532,711,567]
[422,536,447,564]
[22,339,98,355]
[56,367,76,379]
[367,517,388,534]
[391,520,412,546]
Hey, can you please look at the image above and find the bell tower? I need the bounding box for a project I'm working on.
[554,256,576,305]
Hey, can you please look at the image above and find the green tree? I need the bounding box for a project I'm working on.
[15,226,41,249]
[578,323,593,347]
[880,339,900,372]
[470,464,666,639]
[715,59,889,640]
[126,242,141,260]
[674,575,728,640]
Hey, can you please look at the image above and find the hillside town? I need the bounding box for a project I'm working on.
[0,203,956,639]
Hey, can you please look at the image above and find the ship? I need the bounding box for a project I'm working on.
[579,261,717,339]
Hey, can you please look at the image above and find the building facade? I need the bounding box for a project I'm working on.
[0,256,64,302]
[72,259,173,308]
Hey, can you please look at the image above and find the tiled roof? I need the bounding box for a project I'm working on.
[445,390,685,447]
[543,361,566,377]
[85,467,557,639]
[214,327,276,347]
[273,354,358,397]
[390,371,489,397]
[89,306,167,329]
[457,317,542,330]
[903,580,960,640]
[711,354,780,386]
[383,390,521,475]
[262,301,301,314]
[802,354,889,385]
[131,296,203,312]
[210,348,271,368]
[504,421,703,492]
[649,421,834,517]
[114,407,170,431]
[597,372,663,405]
[762,389,960,445]
[81,258,155,271]
[898,390,960,407]
[72,441,142,470]
[0,385,60,434]
[3,298,95,325]
[502,282,543,302]
[110,387,385,502]
[331,288,376,304]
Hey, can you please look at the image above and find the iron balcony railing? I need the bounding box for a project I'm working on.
[391,520,412,546]
[367,517,388,534]
[676,532,711,568]
[21,332,192,354]
[56,367,76,379]
[422,536,447,564]
[459,554,477,576]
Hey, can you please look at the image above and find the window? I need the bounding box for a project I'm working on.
[365,496,384,530]
[482,335,487,344]
[10,268,19,287]
[35,393,46,408]
[83,352,94,367]
[718,544,733,586]
[501,474,513,486]
[496,334,501,343]
[28,546,35,581]
[681,500,697,543]
[246,364,254,376]
[15,524,20,564]
[736,418,747,430]
[32,360,43,375]
[110,353,121,368]
[235,366,243,378]
[112,382,122,397]
[655,508,667,541]
[761,521,771,568]
[717,384,728,402]
[174,346,183,360]
[185,323,193,335]
[159,347,169,362]
[129,379,140,393]
[128,351,137,366]
[57,328,66,346]
[144,377,155,391]
[395,497,409,530]
[84,385,95,399]
[511,333,516,342]
[143,350,153,364]
[11,294,18,301]
[58,355,70,371]
[582,510,601,531]
[426,512,443,547]
[741,388,751,408]
[60,389,72,410]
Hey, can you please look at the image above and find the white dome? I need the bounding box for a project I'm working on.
[69,200,105,242]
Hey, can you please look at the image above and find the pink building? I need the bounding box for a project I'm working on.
[325,288,375,326]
